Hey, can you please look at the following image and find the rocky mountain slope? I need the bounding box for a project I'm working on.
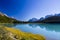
[0,12,21,23]
[36,16,60,23]
[29,14,60,23]
[28,18,38,22]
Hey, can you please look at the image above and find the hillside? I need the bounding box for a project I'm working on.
[0,12,21,23]
[0,26,45,40]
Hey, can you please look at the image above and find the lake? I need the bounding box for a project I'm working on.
[3,23,60,40]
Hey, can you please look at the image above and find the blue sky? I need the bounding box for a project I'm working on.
[0,0,60,21]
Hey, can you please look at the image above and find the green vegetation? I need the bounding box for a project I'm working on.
[0,26,45,40]
[0,14,21,23]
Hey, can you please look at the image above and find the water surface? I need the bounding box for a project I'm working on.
[3,23,60,40]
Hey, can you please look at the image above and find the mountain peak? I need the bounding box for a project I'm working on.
[0,12,8,17]
[29,18,38,22]
[0,12,5,16]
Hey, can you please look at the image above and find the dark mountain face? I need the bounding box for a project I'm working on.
[34,13,60,23]
[42,16,60,23]
[39,17,44,21]
[36,16,60,23]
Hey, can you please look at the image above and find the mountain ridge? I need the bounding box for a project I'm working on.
[0,12,22,23]
[28,13,60,23]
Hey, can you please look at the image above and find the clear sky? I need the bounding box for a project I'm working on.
[0,0,60,21]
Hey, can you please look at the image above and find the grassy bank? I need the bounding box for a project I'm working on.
[0,26,45,40]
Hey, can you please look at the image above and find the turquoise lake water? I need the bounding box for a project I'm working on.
[3,23,60,40]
